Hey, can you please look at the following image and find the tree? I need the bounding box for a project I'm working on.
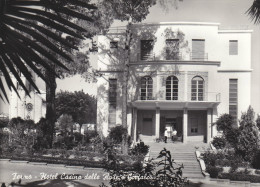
[55,90,97,132]
[247,0,260,24]
[0,0,96,102]
[57,114,74,136]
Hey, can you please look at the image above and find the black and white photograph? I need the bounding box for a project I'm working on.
[0,0,260,186]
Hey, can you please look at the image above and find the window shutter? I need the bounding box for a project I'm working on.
[192,39,205,60]
[229,40,238,55]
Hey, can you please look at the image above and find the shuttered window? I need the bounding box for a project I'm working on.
[108,79,117,127]
[229,40,238,55]
[192,39,205,60]
[166,76,178,100]
[229,79,238,121]
[141,76,153,100]
[166,39,179,60]
[141,40,154,60]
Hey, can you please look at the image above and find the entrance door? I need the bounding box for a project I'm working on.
[142,117,153,135]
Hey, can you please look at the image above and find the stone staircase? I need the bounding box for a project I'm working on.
[147,142,208,179]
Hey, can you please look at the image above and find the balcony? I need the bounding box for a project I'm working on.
[129,92,221,110]
[131,52,209,62]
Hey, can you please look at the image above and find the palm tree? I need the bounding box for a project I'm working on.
[0,0,96,102]
[247,0,260,24]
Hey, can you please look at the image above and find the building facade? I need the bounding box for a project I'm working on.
[0,74,46,123]
[96,22,252,143]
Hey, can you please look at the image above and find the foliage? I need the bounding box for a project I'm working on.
[32,118,53,150]
[215,114,234,132]
[56,114,74,135]
[101,148,188,187]
[56,90,97,125]
[256,114,260,130]
[235,106,260,162]
[0,0,96,101]
[202,150,246,168]
[211,137,226,150]
[252,150,260,169]
[0,117,9,128]
[247,0,260,24]
[131,142,149,156]
[206,166,223,178]
[219,173,260,183]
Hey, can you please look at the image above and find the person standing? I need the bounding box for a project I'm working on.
[172,128,177,142]
[164,128,168,143]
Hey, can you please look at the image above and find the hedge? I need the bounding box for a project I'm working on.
[219,173,260,183]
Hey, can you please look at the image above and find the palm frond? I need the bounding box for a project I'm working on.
[247,0,260,24]
[0,0,96,102]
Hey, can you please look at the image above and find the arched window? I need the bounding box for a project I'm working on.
[191,76,204,101]
[166,76,178,100]
[141,76,153,100]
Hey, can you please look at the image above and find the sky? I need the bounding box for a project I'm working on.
[57,0,260,112]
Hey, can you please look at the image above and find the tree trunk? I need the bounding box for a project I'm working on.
[45,66,57,148]
[121,23,132,154]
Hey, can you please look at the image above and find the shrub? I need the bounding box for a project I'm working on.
[212,137,226,149]
[206,166,223,178]
[219,173,260,183]
[108,126,128,144]
[102,148,189,187]
[256,114,260,130]
[215,114,234,132]
[252,150,260,169]
[131,142,149,156]
[235,121,259,162]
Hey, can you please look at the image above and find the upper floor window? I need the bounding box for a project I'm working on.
[110,41,118,49]
[141,76,153,100]
[229,40,238,55]
[140,40,154,60]
[108,79,117,127]
[229,79,238,122]
[166,39,179,60]
[192,39,205,60]
[191,76,204,101]
[166,76,178,100]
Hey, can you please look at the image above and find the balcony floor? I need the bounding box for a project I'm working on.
[130,100,220,110]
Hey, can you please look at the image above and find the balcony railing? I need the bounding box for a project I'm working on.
[132,52,208,62]
[133,92,221,102]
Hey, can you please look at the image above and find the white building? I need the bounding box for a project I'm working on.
[0,74,46,123]
[96,22,252,143]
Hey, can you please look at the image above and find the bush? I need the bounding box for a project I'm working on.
[206,166,223,178]
[252,150,260,169]
[215,114,234,132]
[235,121,259,162]
[219,173,260,183]
[212,137,226,149]
[131,142,149,156]
[108,126,128,144]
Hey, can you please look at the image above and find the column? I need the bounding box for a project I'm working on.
[183,108,188,143]
[184,71,188,101]
[127,107,132,136]
[207,108,212,143]
[133,108,137,143]
[155,107,160,138]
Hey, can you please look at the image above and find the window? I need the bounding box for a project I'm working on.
[229,40,238,55]
[166,39,179,60]
[110,41,118,49]
[108,79,117,126]
[191,76,204,101]
[166,76,178,100]
[141,76,153,100]
[192,39,205,60]
[191,118,198,133]
[140,40,154,60]
[229,79,238,121]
